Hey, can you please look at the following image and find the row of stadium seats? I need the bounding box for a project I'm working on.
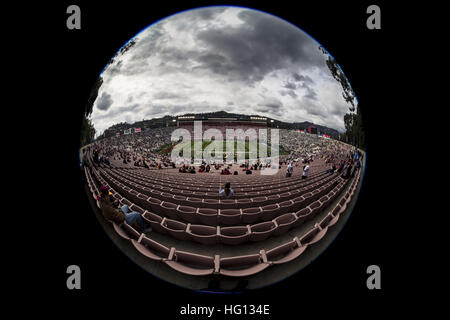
[122,163,326,186]
[106,168,325,198]
[84,159,361,277]
[101,166,336,203]
[136,179,347,245]
[97,168,341,226]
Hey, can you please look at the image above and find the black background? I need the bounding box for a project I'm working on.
[13,0,417,316]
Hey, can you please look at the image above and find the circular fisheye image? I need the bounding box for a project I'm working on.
[80,6,365,291]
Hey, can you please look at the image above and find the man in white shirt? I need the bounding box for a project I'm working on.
[302,163,310,179]
[286,163,293,177]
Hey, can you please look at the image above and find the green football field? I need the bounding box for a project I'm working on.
[161,140,290,158]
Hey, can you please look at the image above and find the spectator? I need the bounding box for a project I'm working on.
[326,163,336,174]
[337,160,345,174]
[286,162,293,177]
[351,159,361,177]
[219,182,234,198]
[98,186,151,232]
[341,163,353,180]
[302,163,310,179]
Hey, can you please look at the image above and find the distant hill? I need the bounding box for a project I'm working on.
[99,111,340,139]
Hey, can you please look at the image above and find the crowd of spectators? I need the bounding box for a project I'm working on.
[87,127,361,178]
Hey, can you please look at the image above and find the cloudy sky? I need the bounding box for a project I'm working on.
[91,6,355,137]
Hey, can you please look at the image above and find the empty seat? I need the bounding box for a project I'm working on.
[236,198,252,206]
[319,213,334,229]
[241,207,262,224]
[219,199,237,210]
[162,219,189,241]
[202,198,219,209]
[164,250,215,276]
[187,225,217,245]
[111,221,134,240]
[185,197,202,206]
[219,254,269,277]
[291,195,306,211]
[131,235,171,261]
[308,200,323,216]
[160,192,175,202]
[278,200,294,214]
[319,195,331,208]
[177,205,198,223]
[180,190,194,196]
[135,193,150,208]
[197,208,218,226]
[160,201,179,219]
[250,221,276,242]
[142,211,166,234]
[266,194,280,205]
[218,209,241,226]
[149,189,162,197]
[294,207,312,227]
[265,237,307,264]
[328,206,342,227]
[278,192,292,201]
[252,196,268,206]
[331,204,342,217]
[300,226,321,245]
[273,213,297,236]
[218,226,249,245]
[261,204,279,221]
[172,194,187,205]
[147,197,163,215]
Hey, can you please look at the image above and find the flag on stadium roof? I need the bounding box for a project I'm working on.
[135,128,142,133]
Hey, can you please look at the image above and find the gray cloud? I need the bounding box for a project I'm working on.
[283,81,297,90]
[304,87,318,100]
[97,92,113,111]
[292,73,314,83]
[153,92,186,100]
[194,9,324,85]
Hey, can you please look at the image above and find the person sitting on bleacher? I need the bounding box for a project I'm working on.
[219,182,234,198]
[221,167,231,175]
[99,186,151,232]
[341,162,353,180]
[351,159,361,177]
[337,160,345,174]
[326,163,336,174]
